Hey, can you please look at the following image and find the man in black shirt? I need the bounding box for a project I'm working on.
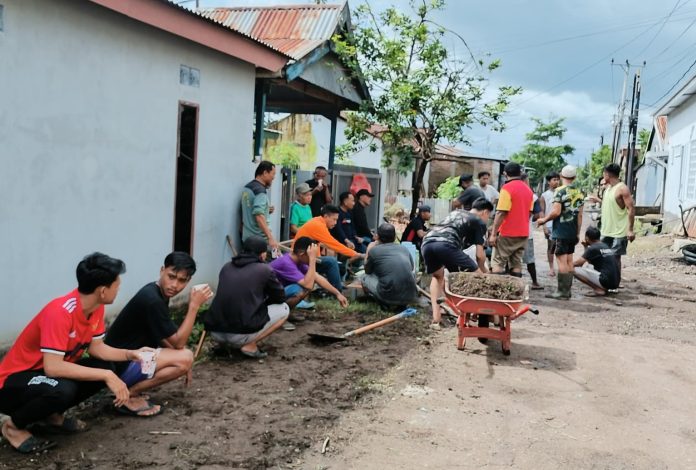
[105,252,212,416]
[305,166,333,217]
[453,174,486,210]
[352,189,375,249]
[401,205,431,251]
[421,198,493,328]
[204,236,289,359]
[573,226,619,296]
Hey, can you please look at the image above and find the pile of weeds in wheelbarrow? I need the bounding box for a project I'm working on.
[448,273,525,300]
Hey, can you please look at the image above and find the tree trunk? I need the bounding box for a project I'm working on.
[410,152,431,219]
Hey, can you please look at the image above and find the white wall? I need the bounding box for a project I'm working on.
[0,0,259,343]
[661,95,696,222]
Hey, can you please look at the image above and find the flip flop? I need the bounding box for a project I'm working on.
[116,400,162,418]
[32,417,88,434]
[531,285,544,290]
[14,435,57,454]
[241,349,268,359]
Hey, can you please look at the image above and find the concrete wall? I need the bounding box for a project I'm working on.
[0,0,260,343]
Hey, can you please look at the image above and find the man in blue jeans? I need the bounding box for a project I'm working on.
[271,237,349,320]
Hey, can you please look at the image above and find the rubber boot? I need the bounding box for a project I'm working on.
[546,273,572,300]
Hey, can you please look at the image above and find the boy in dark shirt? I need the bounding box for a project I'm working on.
[105,252,212,416]
[573,227,619,296]
[401,205,431,250]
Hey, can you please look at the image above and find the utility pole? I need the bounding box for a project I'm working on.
[611,60,630,165]
[625,64,644,197]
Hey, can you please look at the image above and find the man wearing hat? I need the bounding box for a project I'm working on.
[352,189,375,248]
[401,205,432,251]
[454,174,486,211]
[289,183,313,237]
[362,223,418,307]
[537,165,585,299]
[205,236,289,359]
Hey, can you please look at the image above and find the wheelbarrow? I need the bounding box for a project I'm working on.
[444,273,538,355]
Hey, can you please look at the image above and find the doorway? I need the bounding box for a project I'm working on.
[174,102,198,253]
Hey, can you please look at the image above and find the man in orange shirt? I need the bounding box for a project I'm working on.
[489,162,534,277]
[295,204,364,290]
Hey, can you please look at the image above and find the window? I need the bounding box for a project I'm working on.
[0,5,4,32]
[688,141,696,200]
[179,65,200,87]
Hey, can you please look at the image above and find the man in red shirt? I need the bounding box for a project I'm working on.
[0,253,152,454]
[489,162,534,276]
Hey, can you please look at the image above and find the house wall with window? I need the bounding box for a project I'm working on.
[661,93,696,225]
[0,0,263,342]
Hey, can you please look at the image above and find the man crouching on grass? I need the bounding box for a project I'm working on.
[0,253,153,453]
[105,252,213,417]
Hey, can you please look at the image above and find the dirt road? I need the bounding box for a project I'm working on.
[302,234,696,469]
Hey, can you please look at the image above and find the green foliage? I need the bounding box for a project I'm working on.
[267,142,301,169]
[510,117,574,187]
[576,145,612,194]
[333,0,521,215]
[436,175,461,199]
[638,128,650,164]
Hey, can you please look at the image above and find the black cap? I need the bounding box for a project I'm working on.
[356,189,375,198]
[419,205,431,213]
[242,236,268,255]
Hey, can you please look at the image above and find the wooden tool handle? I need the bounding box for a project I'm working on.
[344,308,417,337]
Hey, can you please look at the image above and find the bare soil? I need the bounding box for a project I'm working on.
[448,272,525,300]
[0,299,430,470]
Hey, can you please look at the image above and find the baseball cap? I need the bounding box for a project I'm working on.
[242,236,268,255]
[561,165,577,179]
[295,183,311,195]
[419,205,431,213]
[356,189,375,198]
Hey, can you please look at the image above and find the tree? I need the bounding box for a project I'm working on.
[334,0,520,216]
[510,117,574,188]
[637,128,650,164]
[267,142,301,170]
[576,144,612,194]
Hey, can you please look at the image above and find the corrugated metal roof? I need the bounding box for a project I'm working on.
[197,3,346,60]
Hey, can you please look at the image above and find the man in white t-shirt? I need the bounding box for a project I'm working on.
[477,171,500,205]
[539,171,561,277]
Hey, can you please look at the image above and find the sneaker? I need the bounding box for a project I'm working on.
[288,312,306,322]
[296,300,315,310]
[282,321,296,331]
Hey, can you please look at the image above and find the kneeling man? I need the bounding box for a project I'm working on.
[105,252,212,416]
[362,223,418,307]
[0,253,151,453]
[573,227,619,296]
[204,236,289,359]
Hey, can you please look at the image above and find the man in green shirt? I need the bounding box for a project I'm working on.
[289,183,313,237]
[241,161,278,251]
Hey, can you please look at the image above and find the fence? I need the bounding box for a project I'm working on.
[395,196,451,224]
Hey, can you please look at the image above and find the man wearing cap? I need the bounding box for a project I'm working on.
[204,236,289,359]
[489,162,534,278]
[362,223,418,307]
[289,183,313,237]
[537,165,585,299]
[454,174,486,211]
[305,166,333,217]
[352,189,375,247]
[401,205,431,251]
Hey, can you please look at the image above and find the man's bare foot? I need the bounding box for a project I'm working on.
[549,270,556,277]
[2,419,33,450]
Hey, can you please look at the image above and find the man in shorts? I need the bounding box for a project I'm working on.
[537,165,585,299]
[539,171,561,276]
[573,226,620,296]
[204,236,289,359]
[599,163,635,285]
[421,198,493,328]
[520,173,543,289]
[489,162,534,278]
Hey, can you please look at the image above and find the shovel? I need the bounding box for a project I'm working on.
[308,307,419,343]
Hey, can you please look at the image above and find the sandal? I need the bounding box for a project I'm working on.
[241,349,268,359]
[33,416,88,434]
[116,400,162,418]
[14,435,57,454]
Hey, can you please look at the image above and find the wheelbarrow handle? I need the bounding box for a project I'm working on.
[509,305,538,321]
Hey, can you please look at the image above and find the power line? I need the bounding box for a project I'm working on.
[647,57,696,108]
[632,0,683,59]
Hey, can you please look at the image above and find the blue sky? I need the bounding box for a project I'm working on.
[194,0,696,165]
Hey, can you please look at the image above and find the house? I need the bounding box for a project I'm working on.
[641,74,696,233]
[424,145,506,196]
[0,0,289,343]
